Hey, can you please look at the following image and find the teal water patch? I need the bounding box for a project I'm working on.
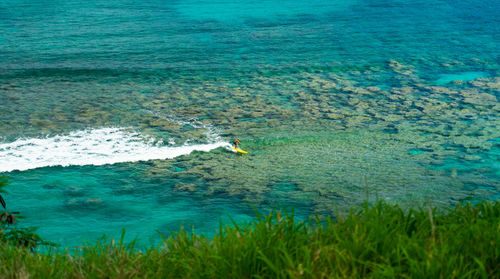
[434,72,488,85]
[408,149,426,155]
[3,163,259,248]
[431,138,500,202]
[374,84,392,91]
[174,0,355,23]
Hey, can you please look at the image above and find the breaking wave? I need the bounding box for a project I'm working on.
[0,127,230,172]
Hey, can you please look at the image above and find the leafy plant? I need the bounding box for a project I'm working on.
[0,176,53,251]
[0,176,7,210]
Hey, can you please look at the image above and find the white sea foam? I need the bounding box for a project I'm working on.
[0,127,231,172]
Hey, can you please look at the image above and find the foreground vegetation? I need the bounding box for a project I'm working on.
[1,177,50,251]
[1,198,499,278]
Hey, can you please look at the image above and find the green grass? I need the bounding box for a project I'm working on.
[1,201,499,278]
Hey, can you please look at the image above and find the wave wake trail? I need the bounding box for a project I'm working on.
[0,127,230,172]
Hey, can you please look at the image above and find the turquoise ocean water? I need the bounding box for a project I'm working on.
[0,0,499,248]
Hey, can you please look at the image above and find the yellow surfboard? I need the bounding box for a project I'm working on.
[233,147,248,154]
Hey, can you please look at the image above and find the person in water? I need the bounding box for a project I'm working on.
[233,139,241,149]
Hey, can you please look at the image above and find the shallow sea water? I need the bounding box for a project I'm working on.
[0,0,499,247]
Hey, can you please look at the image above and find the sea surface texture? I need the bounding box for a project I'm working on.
[0,0,499,247]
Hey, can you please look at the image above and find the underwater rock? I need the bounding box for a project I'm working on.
[454,108,478,120]
[53,112,68,122]
[181,129,209,143]
[392,86,414,95]
[145,167,170,178]
[366,86,381,92]
[325,113,344,120]
[315,95,330,103]
[388,60,415,76]
[64,186,86,197]
[113,184,136,195]
[461,89,497,106]
[174,182,196,192]
[355,101,370,110]
[42,184,60,190]
[64,197,107,211]
[29,118,59,129]
[347,98,360,106]
[342,86,372,95]
[84,198,103,206]
[250,111,266,118]
[148,119,183,131]
[345,116,371,127]
[382,114,405,122]
[388,94,405,101]
[483,77,500,90]
[451,80,465,85]
[203,92,216,98]
[64,198,80,209]
[450,168,458,178]
[453,135,492,150]
[462,154,482,161]
[152,160,173,169]
[414,99,449,115]
[427,86,457,95]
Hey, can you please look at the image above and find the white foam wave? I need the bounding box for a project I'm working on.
[0,127,230,172]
